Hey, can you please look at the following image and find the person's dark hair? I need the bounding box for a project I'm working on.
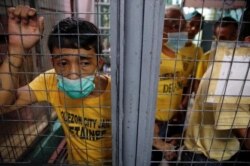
[239,8,250,41]
[185,11,204,29]
[185,11,204,21]
[48,17,103,55]
[193,13,204,30]
[213,16,238,35]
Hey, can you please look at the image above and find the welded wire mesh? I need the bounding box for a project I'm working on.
[151,1,250,166]
[0,0,111,165]
[0,0,249,165]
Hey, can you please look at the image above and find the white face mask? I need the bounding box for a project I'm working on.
[166,32,188,52]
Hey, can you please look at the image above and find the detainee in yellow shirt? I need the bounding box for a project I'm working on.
[180,10,204,110]
[152,6,186,163]
[181,15,250,165]
[29,69,112,164]
[0,6,111,165]
[181,66,250,164]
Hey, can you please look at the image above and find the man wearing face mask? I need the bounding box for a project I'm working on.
[151,5,186,165]
[0,6,111,165]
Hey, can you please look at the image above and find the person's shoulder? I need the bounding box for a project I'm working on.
[34,68,56,81]
[190,42,196,47]
[44,68,56,74]
[196,45,203,51]
[184,41,196,48]
[102,74,111,89]
[29,69,57,90]
[40,69,56,77]
[191,43,203,52]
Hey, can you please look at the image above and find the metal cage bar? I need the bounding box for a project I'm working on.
[110,0,165,165]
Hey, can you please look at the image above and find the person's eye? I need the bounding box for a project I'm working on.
[57,60,68,67]
[80,60,90,67]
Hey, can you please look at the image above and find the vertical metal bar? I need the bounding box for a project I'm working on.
[111,0,165,165]
[110,0,124,165]
[136,0,165,165]
[121,0,144,165]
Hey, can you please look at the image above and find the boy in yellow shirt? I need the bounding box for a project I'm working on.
[0,5,111,165]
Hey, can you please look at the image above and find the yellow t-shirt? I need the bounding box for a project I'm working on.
[195,50,215,80]
[155,53,184,121]
[179,43,203,86]
[29,69,112,165]
[184,66,250,161]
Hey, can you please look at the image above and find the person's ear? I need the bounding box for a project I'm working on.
[97,57,105,70]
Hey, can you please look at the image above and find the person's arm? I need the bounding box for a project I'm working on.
[0,5,44,111]
[153,122,177,160]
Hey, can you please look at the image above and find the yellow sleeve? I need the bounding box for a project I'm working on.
[28,69,57,102]
[195,61,205,79]
[195,46,204,61]
[183,46,204,78]
[195,51,210,79]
